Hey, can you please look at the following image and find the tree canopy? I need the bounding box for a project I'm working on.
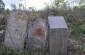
[0,0,5,13]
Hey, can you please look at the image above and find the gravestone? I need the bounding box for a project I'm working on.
[28,18,47,52]
[48,16,68,55]
[4,11,28,51]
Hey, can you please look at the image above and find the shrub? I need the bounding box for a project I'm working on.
[78,25,85,34]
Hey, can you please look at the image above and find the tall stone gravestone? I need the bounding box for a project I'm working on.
[28,18,47,52]
[4,11,28,51]
[48,16,68,55]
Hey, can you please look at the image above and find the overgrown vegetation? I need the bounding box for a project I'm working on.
[0,0,85,55]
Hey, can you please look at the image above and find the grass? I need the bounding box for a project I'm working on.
[78,24,85,34]
[0,43,48,55]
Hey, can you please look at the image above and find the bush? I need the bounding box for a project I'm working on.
[78,25,85,34]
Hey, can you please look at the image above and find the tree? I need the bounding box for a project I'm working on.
[79,0,85,6]
[11,4,17,11]
[54,0,64,10]
[28,7,36,11]
[0,0,5,13]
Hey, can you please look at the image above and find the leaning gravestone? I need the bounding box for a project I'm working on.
[28,18,47,52]
[4,11,28,51]
[48,16,68,55]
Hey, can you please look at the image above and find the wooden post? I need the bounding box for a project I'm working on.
[4,11,28,51]
[48,16,68,55]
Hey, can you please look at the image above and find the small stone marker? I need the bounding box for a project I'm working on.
[4,11,28,51]
[28,18,47,52]
[48,16,68,55]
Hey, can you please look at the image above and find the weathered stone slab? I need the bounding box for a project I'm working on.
[48,16,68,55]
[4,11,28,51]
[28,18,47,52]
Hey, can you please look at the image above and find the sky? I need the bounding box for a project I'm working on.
[3,0,79,10]
[3,0,53,10]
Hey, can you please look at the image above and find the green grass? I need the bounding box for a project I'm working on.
[78,24,85,34]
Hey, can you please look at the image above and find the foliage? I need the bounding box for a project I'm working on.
[54,0,64,9]
[28,7,36,11]
[0,0,5,13]
[78,25,85,34]
[0,0,85,55]
[11,4,17,11]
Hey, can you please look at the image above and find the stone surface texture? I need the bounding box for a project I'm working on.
[4,11,28,51]
[48,16,68,55]
[28,18,47,52]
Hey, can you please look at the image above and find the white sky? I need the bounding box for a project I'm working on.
[3,0,78,10]
[3,0,53,10]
